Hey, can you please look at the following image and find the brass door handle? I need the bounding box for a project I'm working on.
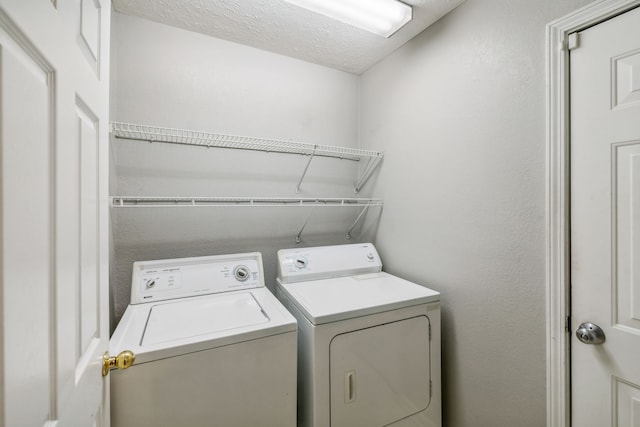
[102,350,136,377]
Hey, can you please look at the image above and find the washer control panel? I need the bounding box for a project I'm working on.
[141,270,183,292]
[130,253,264,304]
[277,243,382,284]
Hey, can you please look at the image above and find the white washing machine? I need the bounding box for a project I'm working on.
[275,243,441,427]
[109,252,297,427]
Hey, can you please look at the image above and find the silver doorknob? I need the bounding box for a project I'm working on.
[576,322,605,345]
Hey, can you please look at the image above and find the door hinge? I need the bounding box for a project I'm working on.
[567,32,579,50]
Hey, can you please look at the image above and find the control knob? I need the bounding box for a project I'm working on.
[234,265,250,282]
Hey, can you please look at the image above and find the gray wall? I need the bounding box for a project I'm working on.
[359,0,591,426]
[109,13,374,328]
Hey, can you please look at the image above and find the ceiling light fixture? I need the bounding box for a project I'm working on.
[283,0,412,38]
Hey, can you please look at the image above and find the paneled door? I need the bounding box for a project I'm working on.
[570,5,640,426]
[0,1,111,426]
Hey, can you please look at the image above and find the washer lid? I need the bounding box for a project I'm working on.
[277,272,440,325]
[110,287,296,364]
[141,292,268,346]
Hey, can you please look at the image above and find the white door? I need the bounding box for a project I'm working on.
[570,5,640,426]
[0,1,111,426]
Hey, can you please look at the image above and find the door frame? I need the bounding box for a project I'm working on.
[546,1,640,426]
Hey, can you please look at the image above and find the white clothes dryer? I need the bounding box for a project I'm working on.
[109,253,297,427]
[275,243,441,427]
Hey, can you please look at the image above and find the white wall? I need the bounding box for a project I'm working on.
[109,12,372,327]
[359,0,591,426]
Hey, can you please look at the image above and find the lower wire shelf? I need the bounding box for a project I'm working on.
[111,196,382,208]
[110,196,383,243]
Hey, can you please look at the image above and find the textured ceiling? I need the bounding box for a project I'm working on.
[112,0,464,75]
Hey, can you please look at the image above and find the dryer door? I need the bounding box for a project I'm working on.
[329,315,431,426]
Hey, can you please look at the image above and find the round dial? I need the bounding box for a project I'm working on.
[234,265,250,282]
[294,257,308,269]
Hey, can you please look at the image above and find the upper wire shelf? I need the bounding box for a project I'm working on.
[110,122,383,193]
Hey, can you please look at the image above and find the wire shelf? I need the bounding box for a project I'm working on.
[111,196,382,242]
[111,196,383,208]
[110,122,383,162]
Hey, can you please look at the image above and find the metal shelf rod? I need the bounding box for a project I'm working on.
[346,204,371,240]
[296,146,317,193]
[354,155,383,193]
[296,208,315,244]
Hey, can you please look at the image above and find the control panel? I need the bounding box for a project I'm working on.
[277,243,382,284]
[130,253,264,304]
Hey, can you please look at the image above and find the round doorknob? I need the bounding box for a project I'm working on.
[102,350,136,376]
[576,322,606,345]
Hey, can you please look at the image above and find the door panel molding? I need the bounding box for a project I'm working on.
[611,140,640,329]
[611,49,640,109]
[78,0,101,76]
[546,1,640,427]
[613,376,640,426]
[0,7,57,425]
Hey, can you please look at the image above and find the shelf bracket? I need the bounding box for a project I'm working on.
[296,207,316,244]
[354,154,383,193]
[346,204,371,240]
[296,145,317,193]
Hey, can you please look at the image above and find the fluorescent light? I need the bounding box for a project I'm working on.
[284,0,412,38]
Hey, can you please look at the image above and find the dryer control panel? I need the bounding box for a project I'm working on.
[130,253,264,304]
[277,243,382,284]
